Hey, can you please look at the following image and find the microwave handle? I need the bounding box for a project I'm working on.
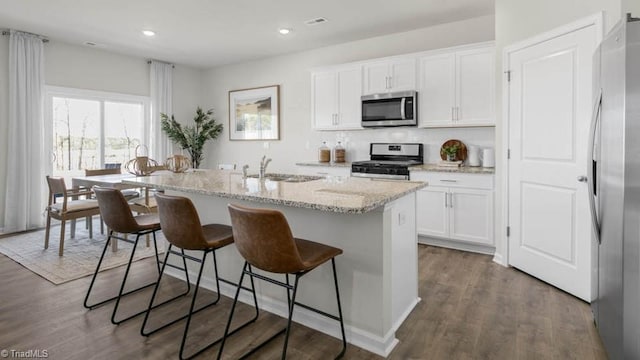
[400,98,406,120]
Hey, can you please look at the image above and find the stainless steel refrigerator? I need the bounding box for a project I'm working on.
[589,14,640,360]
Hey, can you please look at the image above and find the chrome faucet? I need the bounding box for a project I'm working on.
[259,156,272,179]
[242,164,249,179]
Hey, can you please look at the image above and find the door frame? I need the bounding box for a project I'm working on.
[498,13,603,266]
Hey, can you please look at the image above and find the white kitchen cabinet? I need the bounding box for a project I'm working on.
[311,65,362,130]
[418,44,495,127]
[413,172,494,247]
[363,57,416,95]
[296,164,351,177]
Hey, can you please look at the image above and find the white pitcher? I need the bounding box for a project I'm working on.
[467,145,481,167]
[480,148,495,168]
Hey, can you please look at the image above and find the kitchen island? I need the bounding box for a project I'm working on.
[124,170,426,356]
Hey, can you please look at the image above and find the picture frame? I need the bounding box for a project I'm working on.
[228,85,280,141]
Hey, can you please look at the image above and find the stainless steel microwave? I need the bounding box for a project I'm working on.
[361,90,417,128]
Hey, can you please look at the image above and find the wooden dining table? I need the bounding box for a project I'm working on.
[71,173,156,251]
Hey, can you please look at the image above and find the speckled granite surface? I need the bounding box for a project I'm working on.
[123,170,426,214]
[295,162,352,167]
[410,164,495,174]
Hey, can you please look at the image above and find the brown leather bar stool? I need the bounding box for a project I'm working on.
[219,203,347,360]
[83,187,166,325]
[142,193,259,360]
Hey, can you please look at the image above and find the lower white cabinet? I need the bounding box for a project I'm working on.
[296,165,351,177]
[412,172,494,246]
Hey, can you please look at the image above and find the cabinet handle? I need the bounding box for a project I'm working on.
[388,76,392,89]
[439,179,458,183]
[444,192,448,208]
[336,113,339,125]
[449,193,453,208]
[451,107,455,121]
[456,107,460,121]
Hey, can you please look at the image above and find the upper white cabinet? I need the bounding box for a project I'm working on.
[418,44,495,127]
[363,57,416,94]
[311,65,363,130]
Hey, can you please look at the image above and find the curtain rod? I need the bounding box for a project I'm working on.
[1,30,49,43]
[147,60,175,68]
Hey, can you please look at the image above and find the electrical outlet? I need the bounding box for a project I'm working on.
[398,212,406,225]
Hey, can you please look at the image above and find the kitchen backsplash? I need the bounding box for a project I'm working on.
[309,126,495,164]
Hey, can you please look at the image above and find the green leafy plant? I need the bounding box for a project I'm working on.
[441,144,460,161]
[160,107,223,169]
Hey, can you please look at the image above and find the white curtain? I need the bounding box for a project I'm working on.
[149,61,173,162]
[3,31,47,232]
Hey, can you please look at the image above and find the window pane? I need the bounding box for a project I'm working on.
[104,101,144,166]
[52,97,100,179]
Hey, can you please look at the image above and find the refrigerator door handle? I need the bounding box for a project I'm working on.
[587,89,602,243]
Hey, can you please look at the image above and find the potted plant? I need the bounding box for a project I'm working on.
[161,107,223,169]
[441,144,460,162]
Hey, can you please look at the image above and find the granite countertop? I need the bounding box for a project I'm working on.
[409,163,495,174]
[295,161,352,167]
[123,170,426,214]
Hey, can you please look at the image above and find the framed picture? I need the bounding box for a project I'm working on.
[228,85,280,140]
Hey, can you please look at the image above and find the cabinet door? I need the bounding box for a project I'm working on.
[416,187,449,238]
[363,61,390,95]
[337,67,363,129]
[418,53,455,127]
[389,58,416,92]
[449,188,494,245]
[312,71,338,129]
[456,48,495,126]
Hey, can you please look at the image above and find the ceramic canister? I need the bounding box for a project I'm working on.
[467,145,481,167]
[481,148,495,168]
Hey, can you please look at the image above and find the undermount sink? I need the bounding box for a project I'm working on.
[246,173,324,183]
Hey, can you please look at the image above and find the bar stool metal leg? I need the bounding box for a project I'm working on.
[142,249,260,360]
[84,229,160,310]
[217,260,347,360]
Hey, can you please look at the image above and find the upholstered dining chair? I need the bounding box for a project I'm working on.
[45,176,101,256]
[219,203,347,359]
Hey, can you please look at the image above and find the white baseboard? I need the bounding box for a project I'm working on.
[164,267,400,357]
[492,252,507,267]
[418,236,495,255]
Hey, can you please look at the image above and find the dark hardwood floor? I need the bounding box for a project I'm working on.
[0,245,606,359]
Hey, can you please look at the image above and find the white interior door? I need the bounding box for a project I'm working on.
[507,21,599,301]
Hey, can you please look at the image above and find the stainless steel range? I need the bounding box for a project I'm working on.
[351,143,423,180]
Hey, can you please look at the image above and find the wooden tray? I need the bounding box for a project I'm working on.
[440,139,468,162]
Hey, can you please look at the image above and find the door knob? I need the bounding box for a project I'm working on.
[577,176,588,182]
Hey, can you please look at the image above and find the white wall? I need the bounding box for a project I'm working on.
[623,0,640,18]
[0,39,201,229]
[493,0,623,263]
[200,15,496,172]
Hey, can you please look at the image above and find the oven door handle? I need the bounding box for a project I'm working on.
[400,98,406,120]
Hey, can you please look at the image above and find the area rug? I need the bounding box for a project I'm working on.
[0,220,165,285]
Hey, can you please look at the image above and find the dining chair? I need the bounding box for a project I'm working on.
[218,203,347,359]
[45,176,101,256]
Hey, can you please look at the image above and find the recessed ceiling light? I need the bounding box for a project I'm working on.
[278,28,291,35]
[142,30,155,37]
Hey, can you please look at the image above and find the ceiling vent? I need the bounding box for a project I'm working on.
[304,17,328,26]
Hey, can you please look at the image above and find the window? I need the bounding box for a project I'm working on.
[46,87,150,179]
